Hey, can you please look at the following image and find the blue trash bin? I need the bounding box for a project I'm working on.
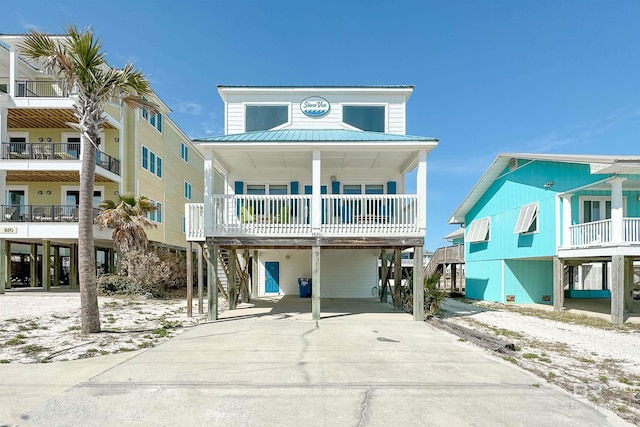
[298,278,311,298]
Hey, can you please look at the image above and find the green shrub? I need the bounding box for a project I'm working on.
[97,274,144,296]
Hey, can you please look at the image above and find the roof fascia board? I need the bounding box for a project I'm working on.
[195,141,437,151]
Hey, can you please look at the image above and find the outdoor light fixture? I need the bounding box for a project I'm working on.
[38,137,43,142]
[114,137,120,142]
[46,191,51,195]
[544,181,554,188]
[37,190,43,195]
[46,137,52,142]
[330,175,337,182]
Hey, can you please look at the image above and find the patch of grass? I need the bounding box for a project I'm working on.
[6,337,26,346]
[522,353,539,359]
[5,318,20,323]
[102,301,120,308]
[0,359,11,363]
[117,347,136,353]
[547,372,557,379]
[66,325,81,331]
[618,376,633,385]
[99,350,109,355]
[51,313,71,320]
[138,341,154,349]
[532,383,540,388]
[457,337,466,342]
[599,375,608,383]
[538,357,551,363]
[616,405,629,413]
[579,357,595,364]
[502,356,518,364]
[152,328,168,337]
[21,344,45,355]
[85,348,99,354]
[18,321,40,332]
[502,305,640,332]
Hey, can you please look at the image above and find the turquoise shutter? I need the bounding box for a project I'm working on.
[156,113,163,132]
[387,181,396,217]
[331,181,340,194]
[235,181,244,216]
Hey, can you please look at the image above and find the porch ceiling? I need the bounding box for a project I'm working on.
[6,170,113,182]
[214,149,419,171]
[8,108,116,129]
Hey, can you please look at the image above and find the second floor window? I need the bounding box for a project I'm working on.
[343,105,385,132]
[184,181,192,200]
[180,142,189,162]
[245,105,288,132]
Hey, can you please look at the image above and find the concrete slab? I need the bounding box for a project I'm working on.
[1,297,630,426]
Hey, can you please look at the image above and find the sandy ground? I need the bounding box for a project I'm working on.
[0,293,223,364]
[439,298,640,425]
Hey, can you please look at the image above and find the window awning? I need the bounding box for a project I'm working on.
[467,217,490,243]
[514,202,538,234]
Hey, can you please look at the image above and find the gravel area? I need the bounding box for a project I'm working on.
[439,298,640,425]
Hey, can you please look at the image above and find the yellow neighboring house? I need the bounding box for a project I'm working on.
[0,34,203,291]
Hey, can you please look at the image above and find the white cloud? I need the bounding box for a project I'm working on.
[175,102,203,115]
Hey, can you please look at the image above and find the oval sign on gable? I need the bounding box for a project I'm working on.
[300,96,330,117]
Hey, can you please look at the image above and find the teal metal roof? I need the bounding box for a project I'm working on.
[194,129,437,143]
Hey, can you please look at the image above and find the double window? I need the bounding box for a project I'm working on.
[148,201,162,223]
[343,105,385,132]
[141,146,162,178]
[245,105,289,132]
[141,101,163,133]
[184,181,192,200]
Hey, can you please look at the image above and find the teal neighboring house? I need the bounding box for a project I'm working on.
[449,153,640,323]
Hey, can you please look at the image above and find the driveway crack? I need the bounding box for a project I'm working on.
[357,387,373,427]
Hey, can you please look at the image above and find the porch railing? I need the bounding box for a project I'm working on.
[569,218,640,247]
[14,80,69,98]
[1,142,120,175]
[185,194,421,239]
[1,205,101,223]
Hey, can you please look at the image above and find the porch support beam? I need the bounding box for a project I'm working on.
[251,250,259,299]
[229,249,237,310]
[41,240,51,291]
[186,241,193,317]
[311,150,321,232]
[53,246,60,286]
[0,108,7,144]
[0,239,6,294]
[69,244,78,289]
[413,246,424,320]
[312,245,321,320]
[30,243,37,287]
[611,254,625,324]
[9,48,16,97]
[553,256,564,311]
[197,243,204,315]
[380,249,387,299]
[203,150,215,235]
[4,241,10,289]
[206,244,218,321]
[610,178,625,244]
[624,257,634,313]
[394,248,402,302]
[416,151,427,235]
[560,194,573,248]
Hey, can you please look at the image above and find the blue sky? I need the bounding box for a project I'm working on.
[2,0,639,250]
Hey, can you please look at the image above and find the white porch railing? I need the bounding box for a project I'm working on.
[624,218,640,243]
[569,218,640,247]
[185,194,420,240]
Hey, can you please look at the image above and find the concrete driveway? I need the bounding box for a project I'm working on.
[1,297,629,426]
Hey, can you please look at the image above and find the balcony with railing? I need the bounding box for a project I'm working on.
[568,218,640,248]
[14,80,70,98]
[1,205,102,223]
[1,142,120,175]
[185,194,420,241]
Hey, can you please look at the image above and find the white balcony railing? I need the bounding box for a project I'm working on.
[569,218,640,247]
[185,194,420,240]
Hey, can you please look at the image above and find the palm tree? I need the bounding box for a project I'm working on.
[18,26,155,333]
[96,193,158,257]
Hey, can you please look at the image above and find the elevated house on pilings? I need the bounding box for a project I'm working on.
[185,85,438,320]
[0,34,203,292]
[448,153,640,324]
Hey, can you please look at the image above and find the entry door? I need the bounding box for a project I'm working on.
[265,262,280,293]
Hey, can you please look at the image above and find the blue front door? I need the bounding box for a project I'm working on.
[265,262,280,293]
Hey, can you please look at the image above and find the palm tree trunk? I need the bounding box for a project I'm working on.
[78,100,101,334]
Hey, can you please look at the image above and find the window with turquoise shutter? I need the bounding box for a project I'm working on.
[142,146,148,169]
[156,157,162,178]
[150,152,156,174]
[156,113,162,132]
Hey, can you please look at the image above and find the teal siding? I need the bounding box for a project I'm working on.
[465,260,503,302]
[504,260,553,304]
[466,161,613,263]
